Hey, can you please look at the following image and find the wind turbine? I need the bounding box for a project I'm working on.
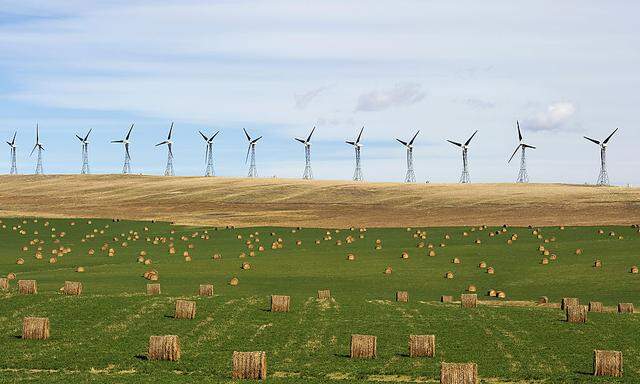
[199,130,220,177]
[584,128,618,186]
[156,122,175,176]
[30,124,44,175]
[447,130,478,183]
[243,128,262,178]
[508,121,535,183]
[396,130,419,183]
[111,124,134,174]
[346,127,364,181]
[295,126,315,180]
[76,129,92,174]
[6,131,17,174]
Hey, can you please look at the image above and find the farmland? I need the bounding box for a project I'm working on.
[1,217,639,383]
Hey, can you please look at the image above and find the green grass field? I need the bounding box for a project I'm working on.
[0,217,639,383]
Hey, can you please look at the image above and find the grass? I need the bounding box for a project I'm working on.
[0,217,639,383]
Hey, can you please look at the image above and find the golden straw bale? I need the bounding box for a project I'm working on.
[631,266,639,274]
[478,261,486,269]
[199,284,214,296]
[486,267,495,274]
[593,350,623,377]
[18,280,37,294]
[594,260,602,268]
[147,283,161,295]
[409,335,435,358]
[461,294,477,308]
[22,317,49,340]
[618,303,634,313]
[488,289,497,297]
[440,362,478,384]
[588,301,603,313]
[350,334,377,358]
[0,277,8,291]
[566,305,587,323]
[452,257,461,264]
[148,335,180,361]
[232,351,267,380]
[384,266,393,274]
[270,295,290,312]
[63,281,82,295]
[467,285,476,293]
[538,296,549,304]
[561,297,579,310]
[317,289,331,299]
[229,277,239,286]
[175,300,196,319]
[445,271,454,279]
[396,291,409,302]
[441,295,453,303]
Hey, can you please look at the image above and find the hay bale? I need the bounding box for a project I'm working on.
[0,278,8,291]
[538,296,549,304]
[452,257,461,264]
[566,305,587,323]
[467,285,476,293]
[461,294,477,308]
[229,277,239,286]
[541,258,549,265]
[18,280,37,294]
[199,284,214,296]
[631,266,639,274]
[347,253,356,261]
[588,301,603,312]
[487,289,497,297]
[440,362,478,384]
[561,297,579,310]
[232,351,267,380]
[409,334,435,357]
[575,248,583,255]
[401,251,409,259]
[317,289,331,299]
[594,260,602,268]
[63,281,82,295]
[486,267,494,274]
[384,266,393,274]
[22,317,50,340]
[445,271,454,279]
[271,295,290,312]
[175,300,196,319]
[242,262,251,270]
[618,303,634,313]
[497,291,506,299]
[148,335,180,361]
[594,350,623,377]
[147,283,161,295]
[478,261,486,269]
[396,291,409,302]
[350,334,377,358]
[441,295,453,303]
[429,250,436,257]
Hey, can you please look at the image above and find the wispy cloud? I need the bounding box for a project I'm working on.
[525,102,576,132]
[355,83,425,112]
[461,98,495,109]
[294,86,327,109]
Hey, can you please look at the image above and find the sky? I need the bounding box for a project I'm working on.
[0,1,638,184]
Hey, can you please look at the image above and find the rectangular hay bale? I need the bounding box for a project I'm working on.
[148,335,180,361]
[18,280,37,294]
[594,350,622,377]
[409,334,435,357]
[350,334,377,358]
[175,299,196,319]
[270,295,290,312]
[396,291,409,302]
[232,351,267,380]
[440,362,478,384]
[22,317,50,340]
[461,294,477,308]
[199,284,214,296]
[146,283,161,295]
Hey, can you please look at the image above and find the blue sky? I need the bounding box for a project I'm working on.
[1,1,638,184]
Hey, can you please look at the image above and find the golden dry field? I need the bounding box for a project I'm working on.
[0,175,638,227]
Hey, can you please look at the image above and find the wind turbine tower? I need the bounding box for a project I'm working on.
[30,124,44,175]
[199,130,220,176]
[396,130,419,183]
[508,121,536,183]
[156,122,175,176]
[6,132,17,174]
[111,124,134,174]
[447,130,478,183]
[584,128,618,186]
[76,129,92,174]
[346,127,364,181]
[295,126,316,180]
[243,128,262,178]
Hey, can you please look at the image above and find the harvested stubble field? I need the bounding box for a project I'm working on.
[0,175,640,228]
[1,217,639,383]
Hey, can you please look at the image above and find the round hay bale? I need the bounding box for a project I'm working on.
[232,351,267,379]
[270,295,290,312]
[315,240,321,245]
[63,281,82,295]
[475,239,481,244]
[588,301,603,312]
[445,271,454,279]
[497,291,506,299]
[144,259,152,265]
[350,334,377,358]
[0,278,9,291]
[409,334,435,357]
[347,253,356,261]
[49,257,57,264]
[146,283,161,295]
[440,362,478,384]
[428,250,436,257]
[22,317,50,340]
[538,296,549,304]
[631,266,639,274]
[575,248,583,255]
[199,284,214,296]
[566,305,587,323]
[452,257,461,264]
[7,273,16,280]
[317,289,331,299]
[184,256,192,262]
[488,289,497,297]
[594,260,602,268]
[460,293,477,308]
[75,266,85,273]
[148,335,180,361]
[212,253,221,260]
[543,250,550,256]
[478,261,487,269]
[550,254,558,261]
[384,266,393,274]
[541,258,549,265]
[507,239,513,245]
[561,297,579,310]
[396,291,409,302]
[618,303,634,313]
[401,251,409,259]
[16,258,24,265]
[175,300,196,319]
[467,285,476,293]
[229,277,239,286]
[441,295,453,303]
[242,262,251,270]
[18,280,37,294]
[593,350,623,377]
[486,267,495,274]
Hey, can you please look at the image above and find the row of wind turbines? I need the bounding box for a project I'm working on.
[6,122,619,185]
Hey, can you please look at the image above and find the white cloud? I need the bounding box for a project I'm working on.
[355,83,425,112]
[294,87,327,109]
[525,102,576,132]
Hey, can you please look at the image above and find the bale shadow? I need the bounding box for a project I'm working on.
[134,354,148,361]
[164,314,175,319]
[333,353,350,358]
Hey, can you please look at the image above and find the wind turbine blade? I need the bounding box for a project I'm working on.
[111,140,124,143]
[464,130,478,146]
[409,130,420,145]
[583,136,600,145]
[295,138,306,144]
[447,140,462,147]
[125,143,130,159]
[76,134,83,141]
[345,141,355,146]
[30,144,37,156]
[126,124,134,140]
[245,144,251,164]
[84,128,92,141]
[356,126,364,143]
[603,128,618,144]
[211,130,220,140]
[168,143,173,156]
[243,128,251,141]
[517,121,522,142]
[523,144,536,149]
[252,136,263,143]
[36,124,39,143]
[12,131,16,144]
[508,145,521,163]
[168,122,174,140]
[198,131,208,141]
[204,144,209,162]
[396,138,408,146]
[307,126,316,142]
[156,141,168,146]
